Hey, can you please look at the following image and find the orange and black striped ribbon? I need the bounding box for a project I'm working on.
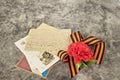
[57,31,105,78]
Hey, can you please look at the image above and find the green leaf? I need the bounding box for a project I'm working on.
[76,62,88,68]
[76,63,82,68]
[82,62,88,67]
[75,60,97,69]
[85,59,97,66]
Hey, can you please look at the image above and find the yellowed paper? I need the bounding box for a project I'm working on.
[25,23,71,55]
[37,23,60,30]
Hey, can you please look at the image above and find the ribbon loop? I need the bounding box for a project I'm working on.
[57,50,68,62]
[70,31,83,42]
[83,36,101,45]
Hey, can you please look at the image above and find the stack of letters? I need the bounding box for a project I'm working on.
[15,23,71,78]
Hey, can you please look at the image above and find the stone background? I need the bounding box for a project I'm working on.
[0,0,120,80]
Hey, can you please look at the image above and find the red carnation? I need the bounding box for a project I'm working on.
[67,42,94,63]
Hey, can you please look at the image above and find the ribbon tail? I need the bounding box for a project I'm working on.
[94,41,105,64]
[68,56,79,78]
[83,36,105,64]
[68,31,84,78]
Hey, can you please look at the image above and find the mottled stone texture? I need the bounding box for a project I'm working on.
[0,0,120,80]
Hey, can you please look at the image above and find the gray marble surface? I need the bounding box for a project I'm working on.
[0,0,120,80]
